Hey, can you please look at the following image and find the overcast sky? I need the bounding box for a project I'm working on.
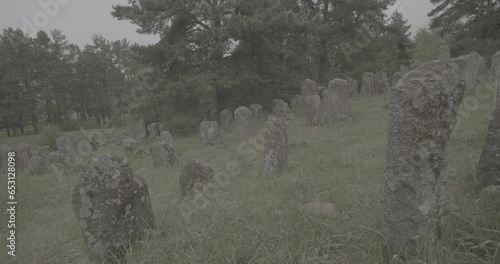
[0,0,434,47]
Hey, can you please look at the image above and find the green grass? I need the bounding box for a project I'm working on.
[0,83,499,263]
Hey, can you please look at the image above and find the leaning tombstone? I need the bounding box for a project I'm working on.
[234,106,254,139]
[71,154,154,261]
[200,121,220,146]
[381,60,465,253]
[179,158,215,196]
[303,95,321,127]
[88,135,99,151]
[263,115,288,177]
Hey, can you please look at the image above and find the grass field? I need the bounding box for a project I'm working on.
[0,84,499,264]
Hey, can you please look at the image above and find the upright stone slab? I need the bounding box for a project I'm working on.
[200,121,220,146]
[290,95,302,110]
[71,155,154,261]
[325,78,351,124]
[249,104,263,118]
[150,123,161,138]
[360,72,375,97]
[122,137,138,155]
[490,50,500,82]
[392,71,403,87]
[234,107,253,139]
[453,51,488,94]
[272,99,294,120]
[374,72,390,94]
[219,109,233,129]
[56,134,76,156]
[301,78,318,97]
[159,131,174,147]
[476,73,500,189]
[437,46,450,60]
[179,158,215,195]
[303,95,321,127]
[16,143,31,169]
[137,116,147,144]
[150,142,175,167]
[88,135,99,151]
[381,60,465,253]
[346,77,358,97]
[263,115,288,177]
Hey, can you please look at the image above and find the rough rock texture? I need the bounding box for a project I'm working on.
[122,138,138,155]
[392,71,404,87]
[491,50,500,82]
[437,46,450,60]
[179,158,215,195]
[28,155,47,174]
[360,72,375,97]
[113,131,135,146]
[249,104,263,118]
[77,142,93,158]
[38,146,52,159]
[150,142,176,167]
[375,71,390,94]
[272,99,294,120]
[263,115,288,177]
[16,143,31,169]
[235,106,254,139]
[56,134,76,156]
[399,65,410,75]
[301,78,318,97]
[159,131,174,147]
[476,73,500,189]
[219,109,233,129]
[150,123,161,138]
[71,155,154,261]
[200,121,220,146]
[290,95,302,110]
[48,151,73,168]
[453,51,488,94]
[346,77,358,97]
[1,144,14,168]
[137,116,147,144]
[88,135,99,151]
[303,95,321,127]
[409,62,422,70]
[381,60,465,253]
[324,78,351,123]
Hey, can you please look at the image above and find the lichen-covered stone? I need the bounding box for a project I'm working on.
[137,116,147,144]
[301,78,317,97]
[382,60,465,253]
[219,109,233,129]
[303,95,321,127]
[324,78,351,123]
[360,72,375,97]
[234,106,254,139]
[392,71,404,87]
[374,71,390,94]
[272,99,294,120]
[16,143,31,169]
[179,158,215,195]
[150,123,161,138]
[263,115,288,177]
[200,121,220,146]
[48,151,75,168]
[71,154,154,261]
[346,77,358,97]
[56,134,76,155]
[77,142,93,158]
[150,142,175,167]
[453,51,488,94]
[249,104,263,118]
[122,137,138,155]
[159,131,174,147]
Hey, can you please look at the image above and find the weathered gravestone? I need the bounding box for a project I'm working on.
[324,79,351,123]
[71,154,154,261]
[301,78,318,97]
[381,60,465,253]
[360,72,375,97]
[28,155,47,174]
[235,106,254,139]
[122,137,138,155]
[453,51,488,94]
[219,109,233,129]
[150,123,161,138]
[263,115,288,177]
[249,104,263,118]
[476,71,500,189]
[375,71,390,94]
[17,143,31,169]
[137,116,147,144]
[436,46,450,60]
[150,142,176,167]
[303,95,321,126]
[159,131,174,147]
[346,77,358,98]
[200,121,220,146]
[56,134,76,156]
[179,158,215,196]
[272,99,294,120]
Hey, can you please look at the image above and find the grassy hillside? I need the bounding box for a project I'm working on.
[0,84,499,264]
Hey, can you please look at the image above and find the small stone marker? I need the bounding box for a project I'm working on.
[219,109,233,129]
[249,104,263,118]
[263,115,288,177]
[381,60,465,253]
[324,78,351,123]
[200,121,220,146]
[301,78,318,97]
[374,71,390,94]
[179,158,215,195]
[303,95,321,126]
[71,154,154,261]
[150,142,176,167]
[234,106,254,139]
[360,72,375,97]
[272,99,294,120]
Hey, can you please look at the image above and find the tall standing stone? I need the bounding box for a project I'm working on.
[234,106,253,139]
[219,109,233,129]
[374,72,390,94]
[346,77,358,97]
[249,104,263,118]
[272,99,294,120]
[303,95,321,126]
[381,60,465,253]
[150,123,161,138]
[263,115,288,177]
[200,121,220,146]
[436,46,450,60]
[56,134,76,156]
[179,158,215,195]
[453,51,488,94]
[490,50,500,82]
[301,78,318,97]
[71,155,154,261]
[324,78,351,123]
[360,72,375,97]
[137,116,147,144]
[159,131,174,147]
[476,71,500,189]
[150,142,176,167]
[16,143,31,169]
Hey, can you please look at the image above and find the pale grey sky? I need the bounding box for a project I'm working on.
[0,0,434,47]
